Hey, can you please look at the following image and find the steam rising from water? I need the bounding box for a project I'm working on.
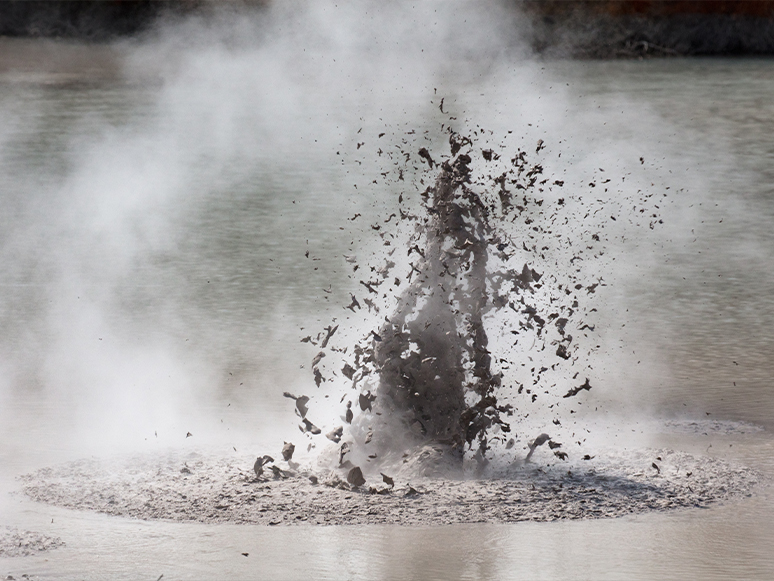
[0,1,718,470]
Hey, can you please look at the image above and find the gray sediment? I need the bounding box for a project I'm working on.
[0,526,65,558]
[18,447,762,526]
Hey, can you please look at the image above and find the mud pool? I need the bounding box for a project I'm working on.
[2,4,774,580]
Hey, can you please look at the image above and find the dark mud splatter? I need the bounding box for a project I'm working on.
[296,121,668,476]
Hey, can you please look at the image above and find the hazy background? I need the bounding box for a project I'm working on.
[2,2,774,580]
[0,0,771,467]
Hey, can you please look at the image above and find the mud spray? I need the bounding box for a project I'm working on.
[293,121,665,483]
[19,123,761,528]
[6,3,766,539]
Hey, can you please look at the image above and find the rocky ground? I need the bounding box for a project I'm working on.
[17,446,763,526]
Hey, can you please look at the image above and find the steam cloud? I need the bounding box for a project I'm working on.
[0,1,707,471]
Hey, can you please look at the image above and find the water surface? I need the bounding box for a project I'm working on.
[0,19,773,580]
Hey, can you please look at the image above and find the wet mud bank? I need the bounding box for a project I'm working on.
[0,1,265,40]
[0,527,64,558]
[0,1,174,39]
[524,1,774,57]
[3,2,774,57]
[18,447,762,526]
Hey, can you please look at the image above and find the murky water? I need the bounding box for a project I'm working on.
[1,7,774,579]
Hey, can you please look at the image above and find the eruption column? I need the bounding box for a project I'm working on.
[373,146,510,462]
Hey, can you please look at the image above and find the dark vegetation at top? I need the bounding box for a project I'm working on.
[3,1,774,57]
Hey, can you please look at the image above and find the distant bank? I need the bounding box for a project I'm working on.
[1,1,774,56]
[0,1,230,39]
[524,1,774,56]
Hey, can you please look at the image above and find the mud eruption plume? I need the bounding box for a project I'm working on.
[373,144,511,461]
[297,122,668,477]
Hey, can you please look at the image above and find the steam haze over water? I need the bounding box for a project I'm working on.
[1,2,774,579]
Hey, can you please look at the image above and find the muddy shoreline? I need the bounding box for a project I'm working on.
[0,527,64,558]
[17,446,762,527]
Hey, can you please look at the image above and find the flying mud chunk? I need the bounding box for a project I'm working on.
[347,466,366,487]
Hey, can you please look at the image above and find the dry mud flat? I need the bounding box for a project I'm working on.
[18,447,762,526]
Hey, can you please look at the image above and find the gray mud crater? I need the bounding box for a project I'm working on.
[19,448,761,526]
